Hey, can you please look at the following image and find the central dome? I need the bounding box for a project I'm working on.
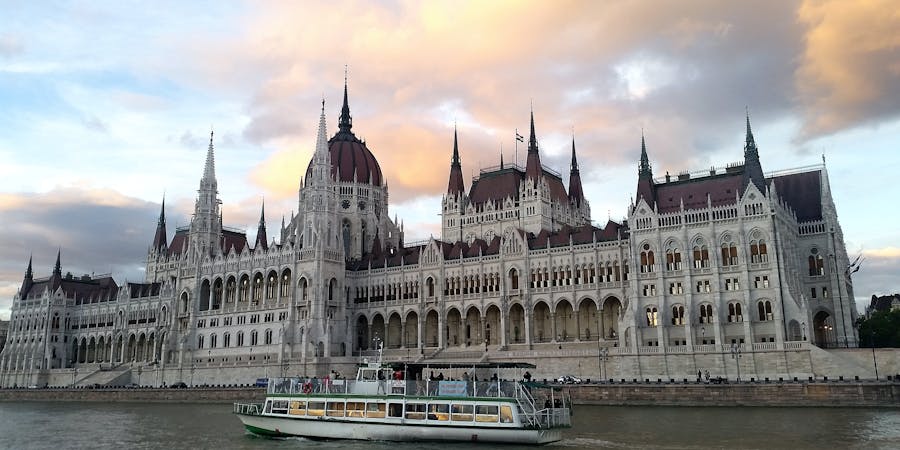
[306,81,383,186]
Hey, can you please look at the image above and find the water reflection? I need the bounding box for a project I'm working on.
[0,402,896,449]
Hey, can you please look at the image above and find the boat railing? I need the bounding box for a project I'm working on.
[266,377,522,399]
[233,402,263,416]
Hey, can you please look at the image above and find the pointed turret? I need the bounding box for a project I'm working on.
[21,255,34,296]
[568,136,585,207]
[742,111,766,193]
[447,126,465,196]
[53,249,61,277]
[203,130,216,185]
[636,133,656,207]
[333,70,355,141]
[255,200,268,250]
[524,109,543,181]
[152,196,168,252]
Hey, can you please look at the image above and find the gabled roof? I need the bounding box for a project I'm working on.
[468,166,569,206]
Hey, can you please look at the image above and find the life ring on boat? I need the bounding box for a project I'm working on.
[302,382,312,394]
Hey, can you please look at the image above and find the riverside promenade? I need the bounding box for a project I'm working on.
[1,379,897,407]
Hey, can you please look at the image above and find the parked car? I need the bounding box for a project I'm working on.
[169,381,188,389]
[556,375,583,384]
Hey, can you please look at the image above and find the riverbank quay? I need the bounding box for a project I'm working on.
[0,380,897,407]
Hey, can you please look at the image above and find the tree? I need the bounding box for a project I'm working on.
[856,310,900,348]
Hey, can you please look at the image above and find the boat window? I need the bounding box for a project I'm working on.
[264,400,272,414]
[289,401,307,416]
[388,403,404,418]
[405,403,426,420]
[346,401,366,418]
[272,400,289,415]
[451,404,474,422]
[361,369,377,381]
[326,401,346,417]
[307,401,325,417]
[366,402,386,418]
[500,405,513,423]
[428,403,449,421]
[475,404,499,423]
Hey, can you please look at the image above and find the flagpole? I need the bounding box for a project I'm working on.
[515,128,519,168]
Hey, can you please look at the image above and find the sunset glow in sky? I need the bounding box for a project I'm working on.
[1,0,899,318]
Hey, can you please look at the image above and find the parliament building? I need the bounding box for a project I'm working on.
[1,81,861,387]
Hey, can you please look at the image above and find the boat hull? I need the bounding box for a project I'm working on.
[235,413,562,445]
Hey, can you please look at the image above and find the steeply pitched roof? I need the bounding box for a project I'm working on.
[654,172,743,213]
[770,169,822,222]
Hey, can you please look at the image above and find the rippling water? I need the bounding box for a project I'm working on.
[0,401,897,449]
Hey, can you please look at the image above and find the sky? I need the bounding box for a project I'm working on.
[1,0,899,319]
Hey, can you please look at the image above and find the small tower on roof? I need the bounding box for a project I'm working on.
[447,125,465,196]
[152,195,168,253]
[742,111,766,194]
[568,136,584,208]
[524,109,543,183]
[255,200,268,251]
[635,132,656,208]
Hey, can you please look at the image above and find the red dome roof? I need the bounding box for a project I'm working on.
[326,137,383,185]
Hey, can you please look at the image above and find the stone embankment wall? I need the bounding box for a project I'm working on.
[567,381,900,407]
[0,387,264,403]
[0,382,897,407]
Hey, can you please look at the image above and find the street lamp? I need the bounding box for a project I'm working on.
[801,321,807,341]
[700,326,706,345]
[598,347,609,382]
[730,343,742,382]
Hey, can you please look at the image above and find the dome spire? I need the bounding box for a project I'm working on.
[338,66,353,134]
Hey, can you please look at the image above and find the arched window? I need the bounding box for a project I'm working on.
[750,234,768,263]
[210,333,217,348]
[328,278,336,301]
[720,238,738,266]
[280,270,292,297]
[640,244,655,273]
[728,302,743,323]
[197,334,205,349]
[699,304,714,324]
[426,277,435,297]
[250,330,258,346]
[236,331,244,347]
[757,300,773,321]
[223,333,231,348]
[239,275,250,302]
[665,244,682,271]
[299,278,308,302]
[671,305,685,325]
[808,248,825,276]
[264,329,273,345]
[693,243,709,269]
[266,272,277,299]
[252,273,264,302]
[645,306,658,327]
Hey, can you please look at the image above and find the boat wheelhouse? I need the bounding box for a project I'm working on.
[234,361,572,444]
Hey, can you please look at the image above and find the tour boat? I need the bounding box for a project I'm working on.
[233,360,572,444]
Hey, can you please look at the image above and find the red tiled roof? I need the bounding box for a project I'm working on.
[222,229,248,254]
[654,173,743,213]
[327,139,383,186]
[469,167,568,206]
[167,230,188,257]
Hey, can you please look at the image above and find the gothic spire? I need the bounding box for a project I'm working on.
[639,132,652,177]
[568,136,584,207]
[256,199,268,251]
[636,133,656,207]
[447,125,465,196]
[203,129,216,182]
[742,110,766,194]
[25,255,33,280]
[152,195,168,252]
[52,249,61,277]
[338,68,353,135]
[524,108,543,181]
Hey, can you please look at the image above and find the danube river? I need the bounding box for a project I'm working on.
[0,402,897,449]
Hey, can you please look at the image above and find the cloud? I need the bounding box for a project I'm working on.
[0,187,185,319]
[81,114,108,133]
[853,250,900,313]
[795,0,900,138]
[0,33,24,58]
